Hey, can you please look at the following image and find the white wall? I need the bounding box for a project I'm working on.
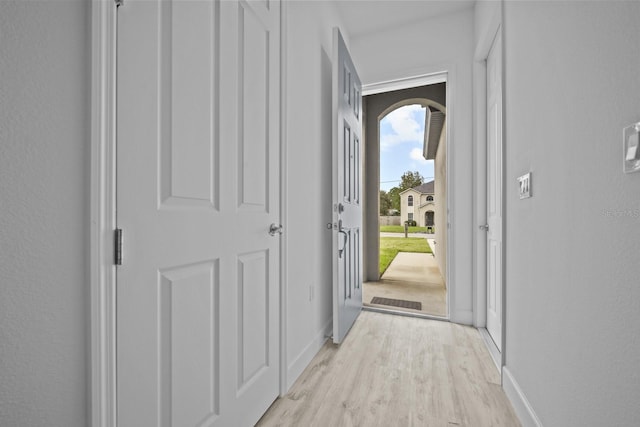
[351,8,475,323]
[0,1,89,426]
[283,0,348,388]
[500,1,640,425]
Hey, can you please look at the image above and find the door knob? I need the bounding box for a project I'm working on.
[479,224,489,231]
[269,223,283,236]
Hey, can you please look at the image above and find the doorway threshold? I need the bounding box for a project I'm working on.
[363,305,449,322]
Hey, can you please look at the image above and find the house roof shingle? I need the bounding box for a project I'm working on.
[411,181,434,194]
[399,180,435,195]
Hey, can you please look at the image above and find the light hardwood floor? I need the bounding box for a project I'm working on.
[257,311,520,427]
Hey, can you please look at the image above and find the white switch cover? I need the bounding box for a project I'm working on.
[518,173,531,199]
[623,123,640,174]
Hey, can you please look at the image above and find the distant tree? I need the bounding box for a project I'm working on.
[388,187,401,212]
[398,171,424,192]
[379,190,392,215]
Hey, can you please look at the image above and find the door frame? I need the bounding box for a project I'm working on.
[472,5,506,372]
[89,2,288,425]
[89,1,117,425]
[362,69,453,321]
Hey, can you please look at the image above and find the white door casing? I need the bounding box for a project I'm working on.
[332,28,363,344]
[116,1,281,426]
[486,30,503,352]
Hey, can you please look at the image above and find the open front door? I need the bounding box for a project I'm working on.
[332,28,363,344]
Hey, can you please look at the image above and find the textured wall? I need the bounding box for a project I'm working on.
[0,1,89,426]
[284,0,348,388]
[502,1,640,425]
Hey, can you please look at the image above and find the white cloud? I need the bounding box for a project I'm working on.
[380,104,425,151]
[409,147,427,164]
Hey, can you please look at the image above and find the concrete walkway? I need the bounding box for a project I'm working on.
[363,243,447,317]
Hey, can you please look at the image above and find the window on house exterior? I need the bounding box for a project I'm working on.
[408,195,413,206]
[408,213,413,221]
[426,195,434,202]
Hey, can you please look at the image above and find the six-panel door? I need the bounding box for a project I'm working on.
[116,1,281,425]
[333,28,363,344]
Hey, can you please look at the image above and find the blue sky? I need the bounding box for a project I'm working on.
[379,104,434,192]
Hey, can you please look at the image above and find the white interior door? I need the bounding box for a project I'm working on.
[116,1,281,425]
[486,30,503,352]
[332,28,363,344]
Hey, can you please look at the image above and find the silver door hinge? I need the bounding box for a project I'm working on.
[115,0,123,7]
[114,229,123,266]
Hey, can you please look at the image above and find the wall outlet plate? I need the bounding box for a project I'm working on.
[517,173,531,199]
[623,122,640,174]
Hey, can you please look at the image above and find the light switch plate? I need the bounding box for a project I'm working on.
[623,123,640,174]
[517,173,531,199]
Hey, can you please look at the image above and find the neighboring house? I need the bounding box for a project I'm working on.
[399,181,436,228]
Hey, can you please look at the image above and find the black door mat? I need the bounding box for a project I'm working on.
[370,297,422,311]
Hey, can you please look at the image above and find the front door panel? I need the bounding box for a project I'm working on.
[332,28,363,344]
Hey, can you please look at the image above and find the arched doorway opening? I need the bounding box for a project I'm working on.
[362,83,448,318]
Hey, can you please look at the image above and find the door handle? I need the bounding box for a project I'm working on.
[338,219,349,258]
[338,229,349,258]
[479,224,489,231]
[269,223,283,236]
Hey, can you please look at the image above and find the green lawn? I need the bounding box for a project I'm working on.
[379,237,432,277]
[380,225,429,233]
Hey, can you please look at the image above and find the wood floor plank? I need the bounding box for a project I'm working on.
[462,326,502,385]
[256,312,520,427]
[444,342,520,427]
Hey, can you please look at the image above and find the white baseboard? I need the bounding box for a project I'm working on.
[451,309,473,325]
[285,318,332,391]
[502,366,543,427]
[478,328,500,372]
